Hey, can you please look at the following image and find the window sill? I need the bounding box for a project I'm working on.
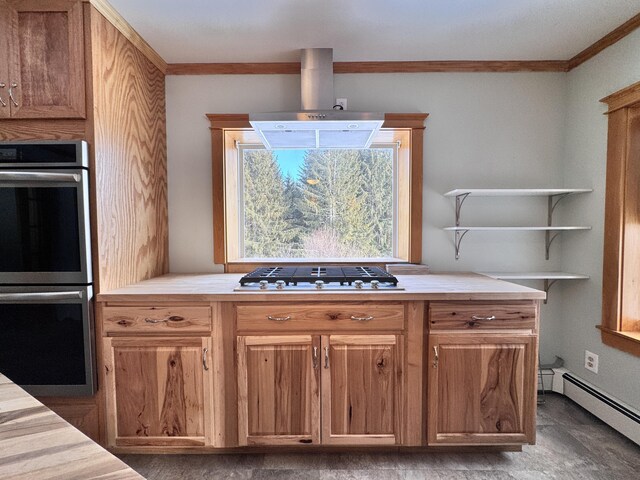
[225,257,406,273]
[598,326,640,357]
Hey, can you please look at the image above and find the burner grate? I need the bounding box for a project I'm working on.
[239,266,398,286]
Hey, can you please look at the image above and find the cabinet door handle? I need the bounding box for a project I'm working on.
[267,315,291,322]
[324,346,330,369]
[8,83,18,107]
[312,346,318,369]
[202,347,209,371]
[433,346,439,368]
[144,315,185,323]
[350,315,374,322]
[0,83,6,107]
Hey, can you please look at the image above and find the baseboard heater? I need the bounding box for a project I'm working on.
[563,372,640,445]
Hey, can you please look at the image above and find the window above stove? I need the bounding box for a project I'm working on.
[207,113,427,272]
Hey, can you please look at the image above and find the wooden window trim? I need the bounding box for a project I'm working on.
[207,113,427,272]
[600,81,640,357]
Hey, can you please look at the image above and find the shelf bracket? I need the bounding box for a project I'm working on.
[542,278,559,304]
[455,193,471,227]
[547,193,571,226]
[454,229,469,260]
[544,231,561,260]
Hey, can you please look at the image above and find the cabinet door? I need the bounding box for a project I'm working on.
[0,0,9,118]
[6,0,85,118]
[322,335,403,445]
[427,334,537,445]
[237,335,320,446]
[103,336,213,447]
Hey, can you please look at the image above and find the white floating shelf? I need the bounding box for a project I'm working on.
[480,272,590,280]
[444,188,593,197]
[443,226,591,231]
[479,272,589,302]
[443,226,591,259]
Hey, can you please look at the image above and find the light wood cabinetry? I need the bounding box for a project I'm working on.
[235,303,407,446]
[0,0,85,118]
[322,334,403,445]
[101,304,214,448]
[103,336,213,447]
[427,301,538,446]
[237,335,320,446]
[96,294,539,451]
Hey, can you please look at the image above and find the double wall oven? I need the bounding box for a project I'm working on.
[0,141,96,396]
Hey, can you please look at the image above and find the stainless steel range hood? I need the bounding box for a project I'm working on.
[249,49,384,149]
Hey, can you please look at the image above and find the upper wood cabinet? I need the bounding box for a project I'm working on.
[103,336,214,447]
[0,0,86,119]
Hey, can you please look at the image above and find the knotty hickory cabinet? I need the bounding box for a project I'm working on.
[97,291,540,451]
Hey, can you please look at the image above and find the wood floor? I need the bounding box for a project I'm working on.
[119,394,640,479]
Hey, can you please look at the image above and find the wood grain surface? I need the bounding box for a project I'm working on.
[87,0,167,73]
[103,337,212,447]
[237,335,320,446]
[429,302,537,331]
[7,0,86,119]
[103,305,212,334]
[322,335,402,445]
[0,374,144,480]
[427,334,536,445]
[96,273,546,302]
[90,7,168,292]
[236,303,405,332]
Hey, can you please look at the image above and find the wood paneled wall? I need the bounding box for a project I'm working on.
[89,6,168,292]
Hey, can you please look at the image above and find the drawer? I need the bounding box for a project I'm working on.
[429,302,536,331]
[236,303,404,332]
[102,306,212,334]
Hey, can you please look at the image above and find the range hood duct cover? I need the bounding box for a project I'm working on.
[249,48,384,149]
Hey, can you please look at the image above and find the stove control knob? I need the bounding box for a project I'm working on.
[275,280,286,290]
[370,280,380,289]
[315,280,325,290]
[259,280,269,290]
[354,280,364,289]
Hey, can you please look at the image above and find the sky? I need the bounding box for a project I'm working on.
[273,150,305,179]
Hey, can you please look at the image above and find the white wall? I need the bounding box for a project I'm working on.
[560,29,640,409]
[166,71,568,362]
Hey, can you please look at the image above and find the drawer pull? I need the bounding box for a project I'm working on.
[267,315,291,322]
[324,346,330,369]
[144,315,185,324]
[468,315,496,326]
[350,315,374,322]
[312,346,318,369]
[433,346,439,368]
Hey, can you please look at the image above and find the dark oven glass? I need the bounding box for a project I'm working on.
[0,186,81,273]
[0,287,95,396]
[0,169,91,284]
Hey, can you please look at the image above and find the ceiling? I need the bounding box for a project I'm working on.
[107,0,639,64]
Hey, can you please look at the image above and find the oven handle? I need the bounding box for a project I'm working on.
[0,171,81,183]
[0,291,83,302]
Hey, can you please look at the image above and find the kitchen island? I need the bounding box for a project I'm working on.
[96,272,545,452]
[0,374,144,479]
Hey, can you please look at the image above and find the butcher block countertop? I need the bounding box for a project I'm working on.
[97,272,546,302]
[0,374,144,480]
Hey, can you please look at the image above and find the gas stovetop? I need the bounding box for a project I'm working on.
[235,266,403,291]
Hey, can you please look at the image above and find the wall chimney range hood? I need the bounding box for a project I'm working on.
[249,49,384,149]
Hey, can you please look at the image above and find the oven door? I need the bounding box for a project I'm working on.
[0,169,92,284]
[0,286,96,396]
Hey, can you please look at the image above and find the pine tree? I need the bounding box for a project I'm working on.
[242,150,293,257]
